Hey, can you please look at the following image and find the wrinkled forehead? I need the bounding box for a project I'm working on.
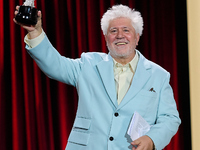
[108,17,135,31]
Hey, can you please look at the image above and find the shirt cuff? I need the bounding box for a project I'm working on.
[24,30,45,48]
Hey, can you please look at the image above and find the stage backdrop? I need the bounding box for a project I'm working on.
[0,0,191,150]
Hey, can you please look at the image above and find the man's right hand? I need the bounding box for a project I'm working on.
[13,5,43,39]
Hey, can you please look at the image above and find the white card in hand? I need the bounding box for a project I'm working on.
[127,111,151,141]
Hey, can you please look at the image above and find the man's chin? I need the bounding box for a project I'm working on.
[107,46,135,58]
[110,51,130,58]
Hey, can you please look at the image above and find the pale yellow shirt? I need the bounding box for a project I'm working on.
[24,30,45,48]
[113,52,139,104]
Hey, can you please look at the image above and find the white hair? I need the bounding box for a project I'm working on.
[101,4,144,36]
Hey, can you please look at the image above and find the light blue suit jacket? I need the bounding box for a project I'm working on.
[26,36,181,150]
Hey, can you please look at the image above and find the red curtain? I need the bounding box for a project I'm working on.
[0,0,190,150]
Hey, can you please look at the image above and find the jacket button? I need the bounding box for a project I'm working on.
[114,112,119,117]
[109,136,114,141]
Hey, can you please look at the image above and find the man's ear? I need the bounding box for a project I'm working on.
[136,33,140,46]
[104,34,108,42]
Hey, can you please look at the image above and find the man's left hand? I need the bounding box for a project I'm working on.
[131,135,154,150]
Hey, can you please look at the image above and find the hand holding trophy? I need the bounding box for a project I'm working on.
[14,0,42,39]
[15,0,38,25]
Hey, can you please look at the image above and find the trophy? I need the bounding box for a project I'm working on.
[15,0,38,25]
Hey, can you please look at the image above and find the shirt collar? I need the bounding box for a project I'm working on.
[113,51,139,73]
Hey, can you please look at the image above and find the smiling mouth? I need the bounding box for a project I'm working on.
[115,42,128,46]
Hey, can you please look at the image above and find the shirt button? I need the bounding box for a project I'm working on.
[114,112,119,117]
[109,136,114,141]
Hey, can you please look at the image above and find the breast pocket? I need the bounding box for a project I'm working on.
[139,89,157,98]
[133,89,158,117]
[68,117,91,146]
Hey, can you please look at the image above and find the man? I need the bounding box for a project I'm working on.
[14,4,181,150]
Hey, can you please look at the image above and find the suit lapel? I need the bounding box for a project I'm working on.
[96,54,118,108]
[118,52,152,109]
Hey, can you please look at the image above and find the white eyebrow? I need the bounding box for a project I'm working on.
[109,27,117,30]
[109,26,130,30]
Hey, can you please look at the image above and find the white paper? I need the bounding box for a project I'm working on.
[127,111,151,141]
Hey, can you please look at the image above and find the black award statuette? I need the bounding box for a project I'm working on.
[15,0,38,25]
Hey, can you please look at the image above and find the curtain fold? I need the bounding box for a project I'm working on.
[0,0,190,150]
[0,0,5,149]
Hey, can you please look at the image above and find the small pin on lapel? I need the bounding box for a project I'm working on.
[149,88,156,92]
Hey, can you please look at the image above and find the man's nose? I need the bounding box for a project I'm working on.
[116,30,124,39]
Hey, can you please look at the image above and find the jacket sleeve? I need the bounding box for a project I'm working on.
[26,35,83,87]
[146,72,181,150]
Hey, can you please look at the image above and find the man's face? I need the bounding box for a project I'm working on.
[105,17,140,61]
